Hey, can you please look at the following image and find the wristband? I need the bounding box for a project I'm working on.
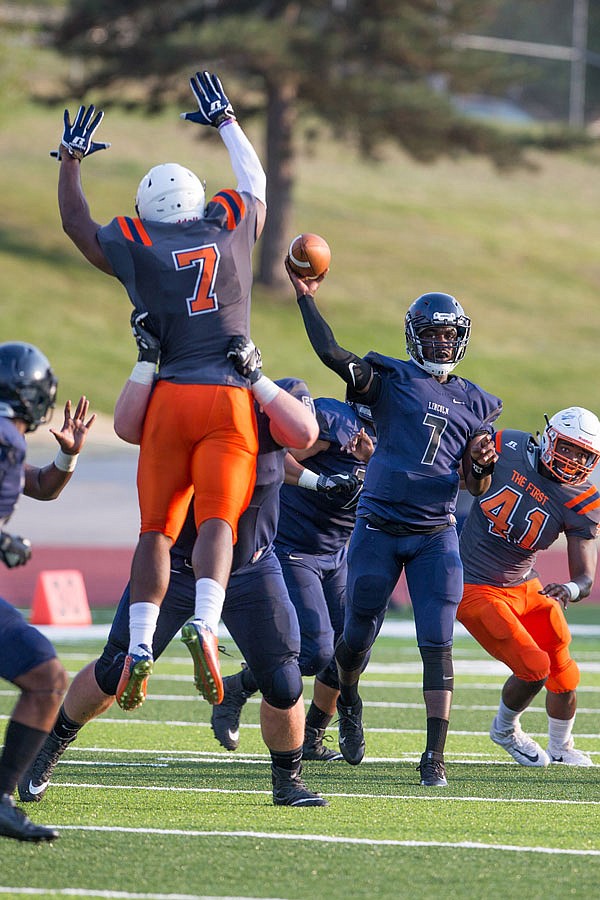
[251,375,280,405]
[298,469,319,491]
[471,459,495,480]
[564,581,581,602]
[54,449,79,472]
[129,361,156,385]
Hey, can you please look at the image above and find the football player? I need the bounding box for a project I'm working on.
[287,259,502,787]
[54,71,267,711]
[457,406,600,767]
[19,336,336,808]
[211,396,376,762]
[0,342,95,841]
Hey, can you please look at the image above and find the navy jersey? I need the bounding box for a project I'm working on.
[0,417,26,522]
[276,398,376,554]
[97,191,260,387]
[350,354,501,527]
[172,378,312,570]
[460,429,600,586]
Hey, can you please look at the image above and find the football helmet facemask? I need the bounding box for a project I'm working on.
[135,163,206,223]
[0,342,57,432]
[540,407,600,486]
[405,292,471,377]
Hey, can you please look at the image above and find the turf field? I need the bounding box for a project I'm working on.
[1,611,599,899]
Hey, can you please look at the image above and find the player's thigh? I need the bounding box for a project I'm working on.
[346,520,401,618]
[0,597,57,682]
[223,553,301,679]
[322,547,348,639]
[405,528,463,647]
[277,551,330,640]
[522,578,572,654]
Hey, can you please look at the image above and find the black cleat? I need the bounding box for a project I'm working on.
[418,750,448,787]
[210,670,254,751]
[336,697,365,766]
[302,724,344,761]
[0,793,59,842]
[18,732,74,803]
[271,765,329,807]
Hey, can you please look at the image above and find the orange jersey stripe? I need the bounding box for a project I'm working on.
[564,485,597,509]
[117,216,134,241]
[494,431,503,453]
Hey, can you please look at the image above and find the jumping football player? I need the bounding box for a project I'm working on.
[54,71,266,711]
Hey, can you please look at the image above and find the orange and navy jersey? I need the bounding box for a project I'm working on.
[460,428,600,586]
[97,189,260,387]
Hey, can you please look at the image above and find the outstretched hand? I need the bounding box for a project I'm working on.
[49,396,96,455]
[181,71,236,128]
[53,105,111,160]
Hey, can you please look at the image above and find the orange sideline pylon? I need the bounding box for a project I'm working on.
[30,569,92,626]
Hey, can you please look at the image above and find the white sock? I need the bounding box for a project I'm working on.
[495,699,520,733]
[128,602,159,655]
[194,578,225,635]
[548,714,575,751]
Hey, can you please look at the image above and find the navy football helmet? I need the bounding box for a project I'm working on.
[405,292,471,377]
[0,342,57,432]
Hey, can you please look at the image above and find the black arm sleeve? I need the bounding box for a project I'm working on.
[297,294,372,391]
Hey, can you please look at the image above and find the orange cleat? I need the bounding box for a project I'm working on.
[116,651,153,711]
[180,619,224,704]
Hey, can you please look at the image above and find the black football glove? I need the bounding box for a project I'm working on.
[227,335,262,383]
[131,310,160,364]
[51,105,111,160]
[316,473,362,501]
[0,531,32,568]
[181,71,236,128]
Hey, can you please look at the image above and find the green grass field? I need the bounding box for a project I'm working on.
[1,612,599,899]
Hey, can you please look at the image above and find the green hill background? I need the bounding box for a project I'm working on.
[2,91,600,433]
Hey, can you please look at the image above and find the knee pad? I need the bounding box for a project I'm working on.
[420,646,454,692]
[260,661,303,710]
[94,649,127,697]
[299,642,334,678]
[547,657,580,693]
[514,645,550,683]
[316,659,339,692]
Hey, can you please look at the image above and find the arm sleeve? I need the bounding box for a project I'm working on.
[218,120,266,205]
[297,294,372,391]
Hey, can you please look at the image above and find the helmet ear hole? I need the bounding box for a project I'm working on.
[0,342,57,432]
[135,163,205,223]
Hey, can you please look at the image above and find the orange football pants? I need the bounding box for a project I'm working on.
[457,579,579,693]
[137,381,258,544]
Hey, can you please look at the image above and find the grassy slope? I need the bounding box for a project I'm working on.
[1,47,600,430]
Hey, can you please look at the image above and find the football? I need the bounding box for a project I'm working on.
[287,233,331,278]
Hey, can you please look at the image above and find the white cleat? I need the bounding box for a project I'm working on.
[490,717,550,767]
[548,742,594,767]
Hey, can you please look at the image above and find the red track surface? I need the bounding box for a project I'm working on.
[1,545,598,610]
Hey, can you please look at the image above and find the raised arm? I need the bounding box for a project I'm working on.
[23,395,96,500]
[285,259,373,394]
[181,71,267,237]
[56,105,113,274]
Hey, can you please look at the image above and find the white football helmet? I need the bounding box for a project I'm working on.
[135,163,205,223]
[540,406,600,485]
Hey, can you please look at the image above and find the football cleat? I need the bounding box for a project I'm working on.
[418,750,448,787]
[336,697,366,766]
[210,670,254,750]
[302,724,344,761]
[0,793,59,842]
[271,765,329,807]
[490,717,550,767]
[180,619,224,705]
[548,741,594,767]
[17,732,74,803]
[115,648,154,711]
